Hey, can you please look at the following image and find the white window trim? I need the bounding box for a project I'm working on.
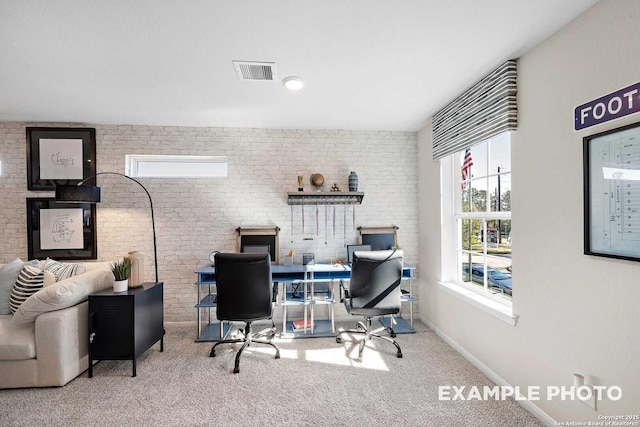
[437,281,517,325]
[125,154,228,178]
[440,150,517,326]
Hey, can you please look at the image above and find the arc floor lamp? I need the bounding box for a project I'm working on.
[55,172,159,283]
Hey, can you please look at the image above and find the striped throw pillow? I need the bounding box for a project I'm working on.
[43,258,85,282]
[10,264,45,313]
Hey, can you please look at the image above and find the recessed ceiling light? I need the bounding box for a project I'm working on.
[283,76,304,91]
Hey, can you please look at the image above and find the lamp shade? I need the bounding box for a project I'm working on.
[55,185,101,203]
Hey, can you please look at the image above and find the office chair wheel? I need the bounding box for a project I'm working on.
[396,350,403,358]
[210,348,216,357]
[390,331,396,338]
[336,336,343,343]
[233,366,240,374]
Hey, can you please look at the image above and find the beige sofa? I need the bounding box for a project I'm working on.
[0,254,144,389]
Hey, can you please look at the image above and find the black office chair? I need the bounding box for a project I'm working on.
[336,249,403,358]
[210,253,280,373]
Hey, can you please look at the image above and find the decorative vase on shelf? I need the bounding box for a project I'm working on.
[348,171,358,192]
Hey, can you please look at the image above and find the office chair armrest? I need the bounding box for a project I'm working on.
[339,279,350,301]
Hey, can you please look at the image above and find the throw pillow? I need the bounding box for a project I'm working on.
[43,271,57,287]
[9,264,45,314]
[43,258,86,282]
[0,259,25,315]
[12,269,114,325]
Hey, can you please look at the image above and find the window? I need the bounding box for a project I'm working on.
[125,155,227,178]
[444,132,512,302]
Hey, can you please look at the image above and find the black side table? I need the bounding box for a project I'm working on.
[88,282,164,377]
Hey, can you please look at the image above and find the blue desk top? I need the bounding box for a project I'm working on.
[196,263,414,281]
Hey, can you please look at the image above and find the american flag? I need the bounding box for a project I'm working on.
[461,148,473,191]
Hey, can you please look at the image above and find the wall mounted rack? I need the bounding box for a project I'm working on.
[287,192,364,205]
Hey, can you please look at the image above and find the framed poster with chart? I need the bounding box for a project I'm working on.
[584,121,640,261]
[27,198,97,260]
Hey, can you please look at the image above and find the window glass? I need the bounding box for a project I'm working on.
[489,132,511,173]
[452,134,512,299]
[470,179,488,212]
[126,155,228,178]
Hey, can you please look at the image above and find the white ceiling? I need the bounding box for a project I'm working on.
[0,0,599,132]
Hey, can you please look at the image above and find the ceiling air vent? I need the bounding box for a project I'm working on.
[232,61,276,81]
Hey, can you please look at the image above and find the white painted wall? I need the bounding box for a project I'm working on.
[0,124,418,323]
[418,0,640,422]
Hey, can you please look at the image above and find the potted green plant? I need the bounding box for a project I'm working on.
[111,259,132,292]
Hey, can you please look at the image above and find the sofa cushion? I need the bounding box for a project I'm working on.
[0,259,25,315]
[0,315,36,360]
[81,262,112,272]
[12,268,113,326]
[9,264,45,314]
[43,258,86,282]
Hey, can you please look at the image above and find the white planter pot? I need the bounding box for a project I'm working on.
[113,279,128,292]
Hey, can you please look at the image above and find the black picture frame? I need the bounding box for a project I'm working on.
[236,227,280,264]
[27,198,97,260]
[358,226,399,250]
[584,121,640,261]
[26,127,96,191]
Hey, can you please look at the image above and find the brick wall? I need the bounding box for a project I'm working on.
[0,122,418,323]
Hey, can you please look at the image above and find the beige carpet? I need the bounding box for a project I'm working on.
[0,322,542,427]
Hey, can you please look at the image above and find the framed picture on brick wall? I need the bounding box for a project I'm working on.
[27,198,97,260]
[26,127,96,191]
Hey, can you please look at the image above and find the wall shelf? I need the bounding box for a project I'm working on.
[287,192,364,205]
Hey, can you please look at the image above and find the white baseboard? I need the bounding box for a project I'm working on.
[419,315,556,427]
